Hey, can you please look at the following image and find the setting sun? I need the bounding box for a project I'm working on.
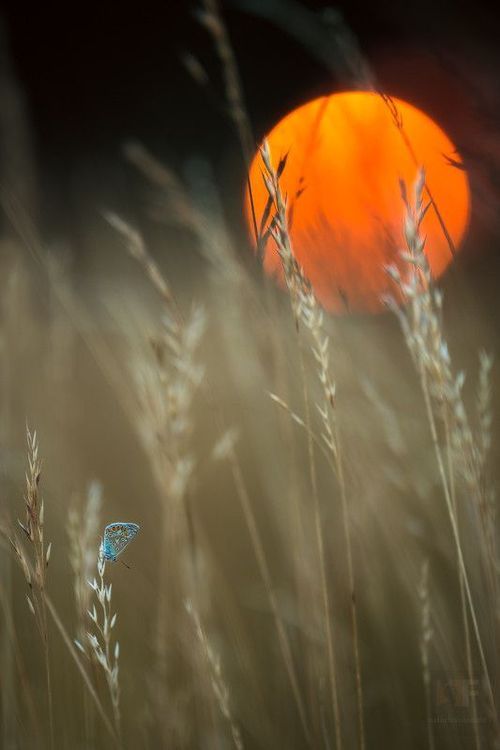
[246,91,471,313]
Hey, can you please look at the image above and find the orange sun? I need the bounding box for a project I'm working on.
[245,91,471,314]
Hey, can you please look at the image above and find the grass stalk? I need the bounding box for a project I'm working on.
[259,140,365,749]
[17,427,55,749]
[386,169,498,733]
[333,433,365,750]
[420,365,495,721]
[228,448,311,743]
[418,561,435,750]
[86,551,123,745]
[299,342,343,749]
[444,415,481,748]
[44,594,118,746]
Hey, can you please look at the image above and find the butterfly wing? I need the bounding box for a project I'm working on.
[103,522,140,560]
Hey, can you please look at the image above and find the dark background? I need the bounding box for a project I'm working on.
[1,0,500,259]
[1,7,500,748]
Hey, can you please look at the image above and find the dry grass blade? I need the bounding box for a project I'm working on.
[186,599,244,750]
[226,447,311,744]
[44,594,119,747]
[198,0,258,243]
[68,481,102,643]
[15,427,55,749]
[259,139,365,750]
[85,550,122,743]
[386,169,499,735]
[1,434,118,747]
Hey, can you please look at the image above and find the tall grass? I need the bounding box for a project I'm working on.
[0,156,498,748]
[10,428,54,749]
[0,14,499,750]
[385,171,499,735]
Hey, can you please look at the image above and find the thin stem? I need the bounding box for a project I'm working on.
[259,140,364,748]
[443,415,481,748]
[0,579,41,739]
[229,449,311,744]
[419,561,435,750]
[42,621,54,750]
[39,541,54,750]
[420,366,497,727]
[331,427,365,750]
[200,0,259,244]
[268,393,337,474]
[44,594,119,746]
[299,343,342,749]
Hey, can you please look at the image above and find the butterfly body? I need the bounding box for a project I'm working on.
[102,522,140,562]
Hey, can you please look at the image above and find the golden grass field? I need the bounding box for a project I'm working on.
[1,3,500,749]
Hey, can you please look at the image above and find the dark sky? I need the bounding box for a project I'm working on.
[1,0,500,246]
[2,1,496,160]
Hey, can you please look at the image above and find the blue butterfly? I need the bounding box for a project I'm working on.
[101,522,140,563]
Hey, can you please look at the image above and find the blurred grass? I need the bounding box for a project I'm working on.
[0,2,499,748]
[0,177,498,747]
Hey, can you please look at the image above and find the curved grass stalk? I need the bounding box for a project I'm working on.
[386,169,498,734]
[259,140,365,750]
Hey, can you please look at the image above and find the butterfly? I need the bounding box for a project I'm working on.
[101,522,140,563]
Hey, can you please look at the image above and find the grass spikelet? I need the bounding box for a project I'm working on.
[68,481,103,642]
[387,168,498,735]
[108,212,212,744]
[14,427,55,749]
[260,139,365,750]
[85,548,122,742]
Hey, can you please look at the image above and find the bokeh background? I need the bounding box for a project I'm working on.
[1,2,500,749]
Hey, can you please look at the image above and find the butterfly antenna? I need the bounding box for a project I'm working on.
[119,559,131,570]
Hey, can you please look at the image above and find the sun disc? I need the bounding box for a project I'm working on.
[245,91,470,314]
